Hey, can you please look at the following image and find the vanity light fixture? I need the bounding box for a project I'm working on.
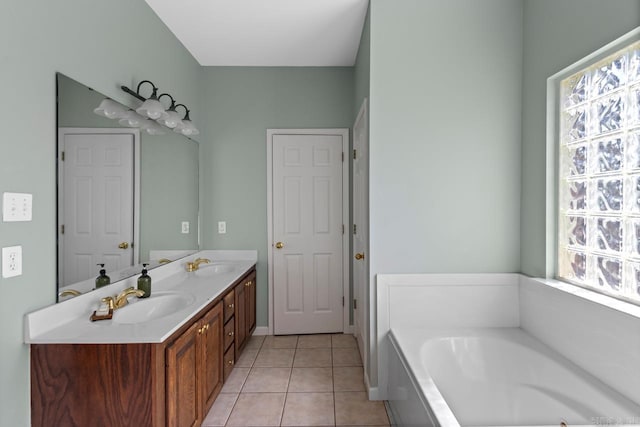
[120,79,199,137]
[140,119,166,136]
[172,105,199,136]
[132,80,169,120]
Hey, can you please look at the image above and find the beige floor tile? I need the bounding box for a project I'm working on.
[221,367,250,393]
[226,393,285,426]
[297,334,332,348]
[334,392,389,426]
[235,348,259,367]
[293,348,332,367]
[332,348,363,367]
[244,335,266,350]
[333,367,366,392]
[263,335,299,348]
[288,367,333,392]
[202,393,237,426]
[254,348,296,367]
[331,334,357,349]
[281,392,335,426]
[242,367,291,393]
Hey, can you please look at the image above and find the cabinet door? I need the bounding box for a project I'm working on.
[246,273,256,335]
[166,322,200,427]
[201,302,223,417]
[234,281,247,353]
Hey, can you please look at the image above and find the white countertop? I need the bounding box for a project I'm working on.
[25,250,257,344]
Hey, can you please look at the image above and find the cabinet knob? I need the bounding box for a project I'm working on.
[227,360,234,366]
[228,331,234,336]
[198,327,204,334]
[228,303,234,309]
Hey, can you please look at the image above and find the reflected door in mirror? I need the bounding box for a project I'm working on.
[58,129,135,286]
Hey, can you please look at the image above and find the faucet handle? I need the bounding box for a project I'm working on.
[101,296,115,311]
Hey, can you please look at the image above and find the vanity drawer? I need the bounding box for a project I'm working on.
[224,318,235,351]
[223,290,235,322]
[223,346,235,382]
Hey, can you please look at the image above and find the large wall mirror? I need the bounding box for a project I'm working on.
[56,73,199,299]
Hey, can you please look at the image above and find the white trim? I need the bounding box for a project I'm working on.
[545,27,640,280]
[57,127,141,287]
[266,128,350,335]
[252,326,270,336]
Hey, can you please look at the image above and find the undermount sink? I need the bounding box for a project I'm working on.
[194,262,236,277]
[113,291,195,324]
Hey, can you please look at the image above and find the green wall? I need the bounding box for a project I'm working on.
[354,7,370,117]
[0,1,200,425]
[369,0,523,275]
[199,67,355,328]
[520,0,640,277]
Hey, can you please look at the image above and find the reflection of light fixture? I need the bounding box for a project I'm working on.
[121,80,198,137]
[94,98,126,119]
[140,119,166,135]
[118,110,146,127]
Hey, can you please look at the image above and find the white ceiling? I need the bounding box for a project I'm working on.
[145,0,369,67]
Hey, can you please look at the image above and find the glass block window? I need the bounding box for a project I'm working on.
[559,40,640,303]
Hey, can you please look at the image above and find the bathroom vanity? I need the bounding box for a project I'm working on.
[26,251,257,427]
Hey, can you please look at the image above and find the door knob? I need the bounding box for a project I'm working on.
[118,242,129,250]
[354,252,365,260]
[275,242,284,249]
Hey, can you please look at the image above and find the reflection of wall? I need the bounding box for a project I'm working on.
[0,2,201,425]
[57,74,199,265]
[200,67,354,328]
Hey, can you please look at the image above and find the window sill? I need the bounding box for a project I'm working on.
[527,276,640,320]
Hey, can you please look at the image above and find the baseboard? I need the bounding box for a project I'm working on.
[253,326,269,336]
[365,371,383,400]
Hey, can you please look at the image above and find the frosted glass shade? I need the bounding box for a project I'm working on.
[94,98,126,119]
[157,110,183,129]
[141,119,166,135]
[118,110,146,128]
[174,119,199,136]
[136,98,169,120]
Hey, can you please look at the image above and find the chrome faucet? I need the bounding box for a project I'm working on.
[112,287,146,309]
[186,258,210,272]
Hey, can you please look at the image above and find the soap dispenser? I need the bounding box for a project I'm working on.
[95,264,111,289]
[137,263,151,298]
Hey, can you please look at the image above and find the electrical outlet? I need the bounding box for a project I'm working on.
[2,246,22,278]
[181,221,190,234]
[3,192,33,222]
[218,221,226,234]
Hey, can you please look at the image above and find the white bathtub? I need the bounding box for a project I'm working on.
[387,328,640,427]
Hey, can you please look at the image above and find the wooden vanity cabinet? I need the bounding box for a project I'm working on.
[166,301,223,427]
[234,271,257,355]
[30,266,256,427]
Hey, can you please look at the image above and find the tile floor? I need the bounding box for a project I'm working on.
[202,334,390,427]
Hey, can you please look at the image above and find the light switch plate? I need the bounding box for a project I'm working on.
[181,221,190,234]
[3,192,33,222]
[218,221,226,234]
[2,245,22,278]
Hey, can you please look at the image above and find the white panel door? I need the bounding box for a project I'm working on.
[353,100,369,360]
[59,131,135,286]
[272,133,344,334]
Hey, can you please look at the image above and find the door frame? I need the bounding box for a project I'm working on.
[57,127,141,286]
[266,128,350,335]
[352,98,369,366]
